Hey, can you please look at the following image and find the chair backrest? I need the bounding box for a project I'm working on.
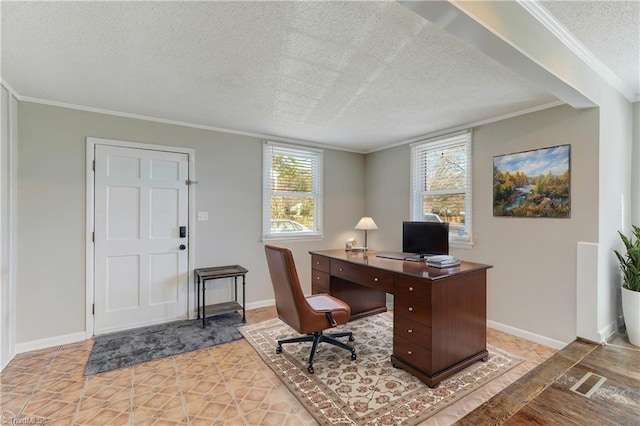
[264,244,309,332]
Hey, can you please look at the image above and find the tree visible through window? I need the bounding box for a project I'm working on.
[263,142,323,239]
[411,131,472,244]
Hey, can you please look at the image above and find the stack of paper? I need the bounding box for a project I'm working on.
[426,255,460,268]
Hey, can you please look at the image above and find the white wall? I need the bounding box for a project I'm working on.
[597,92,634,340]
[366,105,599,347]
[15,101,365,346]
[632,101,640,225]
[0,85,18,369]
[0,86,9,368]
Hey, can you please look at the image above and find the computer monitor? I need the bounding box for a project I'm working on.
[402,221,449,257]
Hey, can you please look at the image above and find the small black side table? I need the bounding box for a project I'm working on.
[194,265,247,328]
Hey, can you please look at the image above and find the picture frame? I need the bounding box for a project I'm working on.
[493,144,570,218]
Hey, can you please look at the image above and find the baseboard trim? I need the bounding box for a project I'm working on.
[487,320,569,350]
[239,301,569,350]
[1,351,16,371]
[13,306,571,355]
[17,302,278,354]
[246,299,275,310]
[15,332,87,354]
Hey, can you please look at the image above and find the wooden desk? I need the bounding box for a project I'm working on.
[309,249,492,387]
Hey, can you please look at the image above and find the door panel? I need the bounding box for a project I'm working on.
[150,253,179,305]
[95,145,189,334]
[106,255,140,311]
[151,188,179,237]
[108,186,140,239]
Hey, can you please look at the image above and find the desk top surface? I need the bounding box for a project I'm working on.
[310,249,492,280]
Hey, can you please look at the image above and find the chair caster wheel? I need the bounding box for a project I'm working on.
[348,335,355,342]
[307,366,314,374]
[276,346,282,354]
[351,352,357,361]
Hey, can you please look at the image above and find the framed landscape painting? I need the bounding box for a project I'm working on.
[493,144,570,218]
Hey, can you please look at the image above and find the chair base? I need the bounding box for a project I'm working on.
[276,330,356,374]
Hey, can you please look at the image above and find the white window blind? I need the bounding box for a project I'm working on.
[263,142,323,240]
[410,130,473,245]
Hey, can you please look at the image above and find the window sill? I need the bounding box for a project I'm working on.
[262,234,324,243]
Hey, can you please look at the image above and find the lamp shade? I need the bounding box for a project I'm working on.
[354,216,378,230]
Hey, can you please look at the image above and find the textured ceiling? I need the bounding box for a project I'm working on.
[1,1,636,153]
[540,0,640,100]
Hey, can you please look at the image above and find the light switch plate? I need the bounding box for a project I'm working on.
[197,211,209,221]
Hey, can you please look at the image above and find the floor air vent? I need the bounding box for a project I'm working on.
[570,372,606,398]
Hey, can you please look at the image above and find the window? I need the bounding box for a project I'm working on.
[410,130,472,245]
[263,142,323,240]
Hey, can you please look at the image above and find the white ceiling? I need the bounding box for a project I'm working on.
[1,1,638,153]
[541,0,639,101]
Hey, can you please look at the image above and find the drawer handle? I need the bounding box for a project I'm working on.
[339,267,343,272]
[408,307,413,312]
[407,350,412,355]
[373,277,379,282]
[407,329,413,333]
[316,276,320,280]
[316,261,320,265]
[409,286,414,291]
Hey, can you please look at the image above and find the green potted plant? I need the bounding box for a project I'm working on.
[613,225,640,347]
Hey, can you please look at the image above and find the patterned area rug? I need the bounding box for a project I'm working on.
[84,312,244,376]
[239,312,522,426]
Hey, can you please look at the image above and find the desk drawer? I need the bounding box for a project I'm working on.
[311,255,330,273]
[394,313,432,348]
[394,296,431,326]
[331,260,393,293]
[393,334,433,374]
[311,270,330,294]
[395,275,431,303]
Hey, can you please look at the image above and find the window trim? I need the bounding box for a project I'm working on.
[410,130,473,247]
[262,141,323,241]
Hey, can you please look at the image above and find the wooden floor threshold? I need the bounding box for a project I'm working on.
[457,336,640,425]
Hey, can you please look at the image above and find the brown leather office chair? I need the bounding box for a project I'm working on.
[264,244,356,373]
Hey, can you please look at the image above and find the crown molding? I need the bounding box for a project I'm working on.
[366,100,566,154]
[518,0,638,103]
[11,88,566,156]
[3,76,365,153]
[15,94,366,154]
[1,80,22,99]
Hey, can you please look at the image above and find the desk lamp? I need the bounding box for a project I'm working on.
[354,217,378,251]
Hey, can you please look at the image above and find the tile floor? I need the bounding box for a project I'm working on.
[0,307,557,425]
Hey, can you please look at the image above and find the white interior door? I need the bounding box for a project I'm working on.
[94,145,189,334]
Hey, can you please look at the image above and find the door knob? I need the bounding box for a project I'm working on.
[179,244,186,250]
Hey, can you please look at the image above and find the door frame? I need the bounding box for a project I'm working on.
[85,137,196,339]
